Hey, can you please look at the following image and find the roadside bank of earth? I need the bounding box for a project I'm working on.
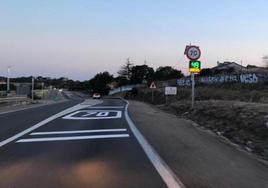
[125,86,268,160]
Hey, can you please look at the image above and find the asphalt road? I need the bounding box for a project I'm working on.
[0,97,168,188]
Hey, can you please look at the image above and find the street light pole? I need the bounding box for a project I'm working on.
[32,76,34,101]
[7,66,11,93]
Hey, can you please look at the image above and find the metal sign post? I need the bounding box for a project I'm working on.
[149,82,156,103]
[32,77,34,101]
[152,89,154,103]
[7,66,11,93]
[191,73,195,108]
[184,45,201,109]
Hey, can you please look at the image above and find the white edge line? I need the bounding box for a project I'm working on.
[30,128,127,135]
[0,100,102,147]
[17,134,129,143]
[124,100,185,188]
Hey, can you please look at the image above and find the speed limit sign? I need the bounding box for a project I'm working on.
[185,46,201,60]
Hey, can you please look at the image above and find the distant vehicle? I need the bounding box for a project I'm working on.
[92,93,101,99]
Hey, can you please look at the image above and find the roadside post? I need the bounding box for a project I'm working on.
[184,45,201,108]
[7,66,11,94]
[164,86,177,104]
[149,82,156,103]
[32,76,34,101]
[42,82,44,99]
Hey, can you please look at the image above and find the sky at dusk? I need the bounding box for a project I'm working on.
[1,0,268,80]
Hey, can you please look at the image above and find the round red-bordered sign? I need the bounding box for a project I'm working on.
[186,46,201,60]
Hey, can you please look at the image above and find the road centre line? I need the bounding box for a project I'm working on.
[30,128,127,135]
[124,100,185,188]
[16,134,130,143]
[0,100,102,147]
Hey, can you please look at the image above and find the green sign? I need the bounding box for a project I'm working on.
[189,61,201,73]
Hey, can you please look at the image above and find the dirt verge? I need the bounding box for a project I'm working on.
[125,85,268,160]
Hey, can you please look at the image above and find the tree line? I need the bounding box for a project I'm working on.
[0,60,185,94]
[85,59,184,95]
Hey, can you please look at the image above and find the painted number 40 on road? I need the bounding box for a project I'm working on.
[62,110,122,120]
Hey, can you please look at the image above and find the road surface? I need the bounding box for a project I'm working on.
[0,97,172,188]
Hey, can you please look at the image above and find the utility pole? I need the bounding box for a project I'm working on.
[42,82,44,99]
[32,76,34,101]
[7,66,11,93]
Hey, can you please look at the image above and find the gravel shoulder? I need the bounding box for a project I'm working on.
[128,100,268,188]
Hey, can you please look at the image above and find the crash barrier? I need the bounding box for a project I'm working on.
[0,96,30,106]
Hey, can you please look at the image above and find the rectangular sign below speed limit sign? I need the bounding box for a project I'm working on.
[189,61,201,73]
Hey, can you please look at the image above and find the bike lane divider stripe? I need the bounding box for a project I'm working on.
[124,100,186,188]
[0,100,102,147]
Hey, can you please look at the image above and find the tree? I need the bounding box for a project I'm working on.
[154,66,184,80]
[199,68,213,76]
[114,76,129,87]
[117,58,134,80]
[85,72,113,95]
[130,65,154,84]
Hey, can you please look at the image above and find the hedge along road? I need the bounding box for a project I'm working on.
[0,98,183,188]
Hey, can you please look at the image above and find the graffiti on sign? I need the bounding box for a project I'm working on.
[240,74,258,84]
[177,73,268,86]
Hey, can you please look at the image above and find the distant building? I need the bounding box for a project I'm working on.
[244,65,268,73]
[212,61,245,73]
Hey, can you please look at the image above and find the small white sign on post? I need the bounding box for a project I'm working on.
[165,87,177,95]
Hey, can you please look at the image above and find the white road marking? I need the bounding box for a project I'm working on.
[62,110,122,120]
[87,106,124,109]
[16,134,129,143]
[124,100,185,188]
[30,129,127,135]
[0,100,102,147]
